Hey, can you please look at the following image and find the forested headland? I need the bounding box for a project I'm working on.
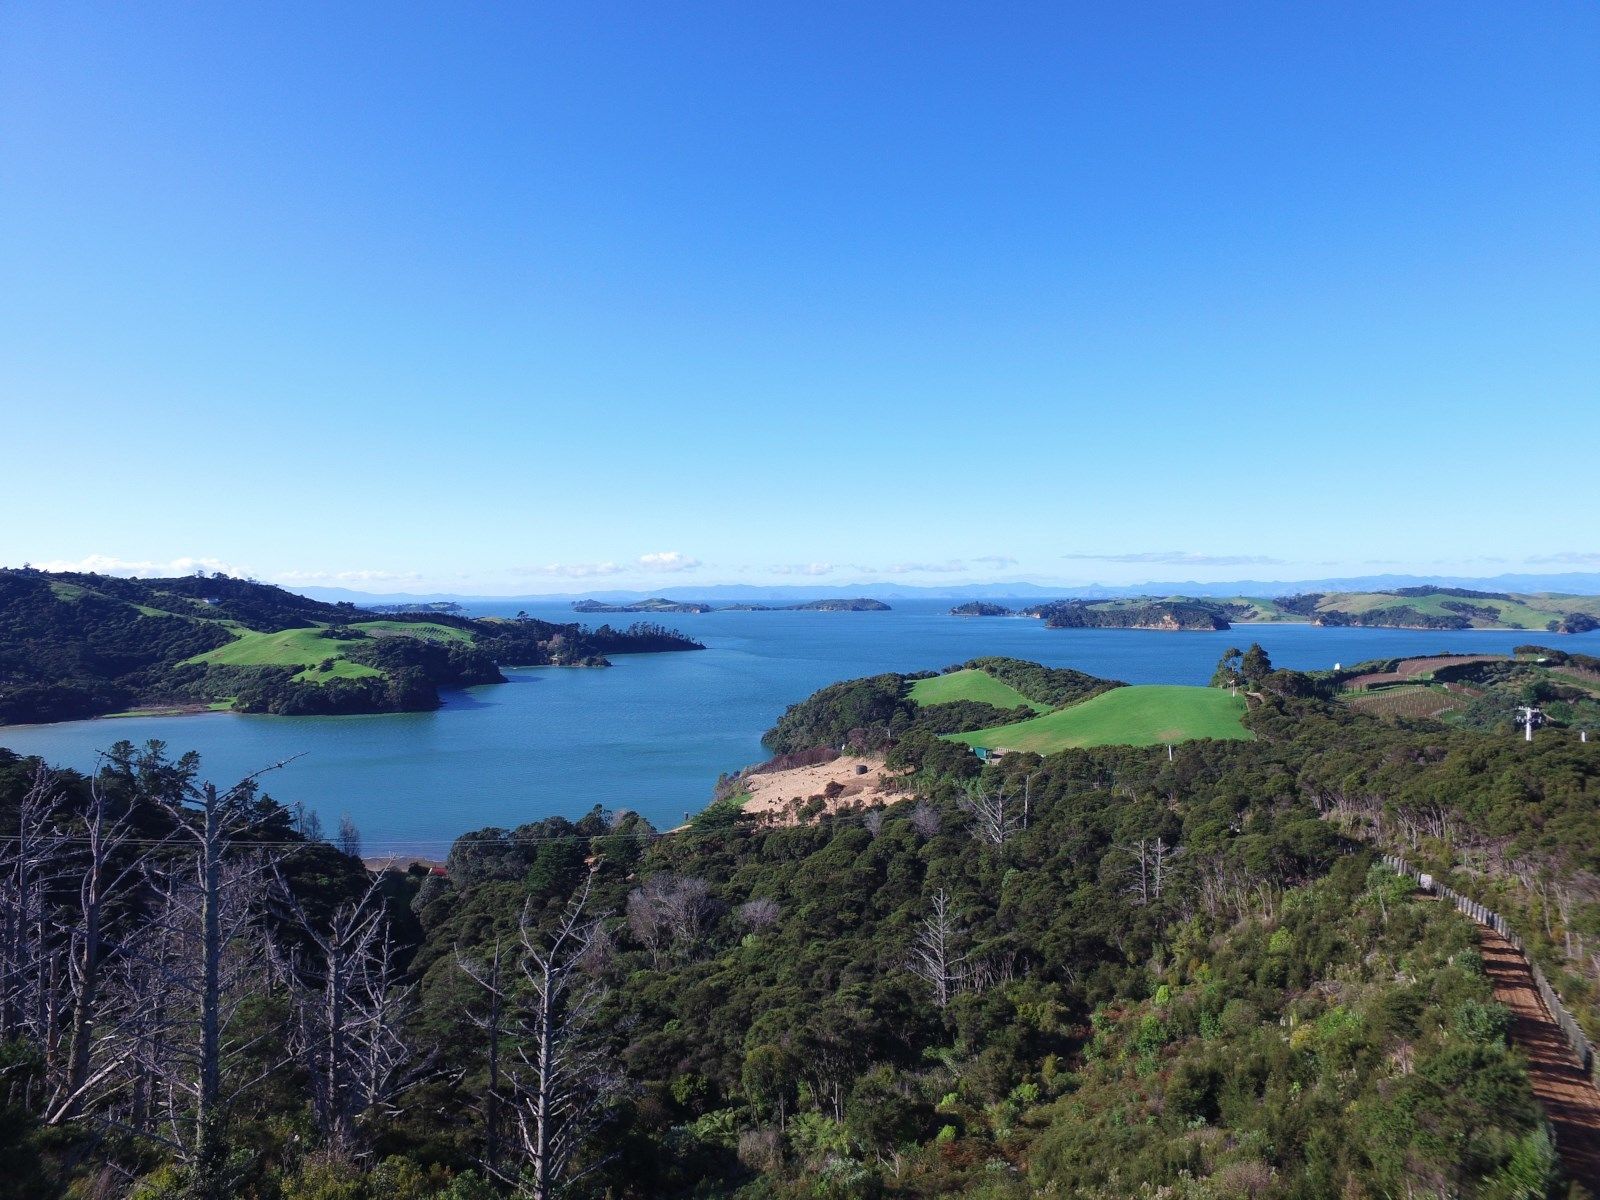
[4,642,1600,1198]
[0,568,702,726]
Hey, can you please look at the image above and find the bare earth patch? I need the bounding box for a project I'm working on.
[740,754,915,825]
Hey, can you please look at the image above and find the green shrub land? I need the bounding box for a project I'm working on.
[0,568,702,724]
[4,639,1600,1198]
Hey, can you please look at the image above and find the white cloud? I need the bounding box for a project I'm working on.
[1060,551,1283,567]
[26,554,254,578]
[884,560,970,574]
[638,551,701,572]
[770,562,836,576]
[970,554,1018,568]
[512,561,626,579]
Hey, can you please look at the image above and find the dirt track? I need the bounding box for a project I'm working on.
[1477,924,1600,1191]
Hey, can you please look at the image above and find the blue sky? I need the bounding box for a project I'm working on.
[2,2,1596,594]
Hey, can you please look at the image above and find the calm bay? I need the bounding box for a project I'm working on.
[3,599,1591,852]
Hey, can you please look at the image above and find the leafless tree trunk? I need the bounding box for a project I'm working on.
[909,802,941,839]
[0,767,64,1057]
[1124,836,1182,907]
[457,941,511,1179]
[279,878,419,1157]
[961,783,1018,846]
[906,888,967,1009]
[139,768,292,1196]
[45,779,155,1124]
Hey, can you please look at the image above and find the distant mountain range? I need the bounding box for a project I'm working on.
[292,571,1600,606]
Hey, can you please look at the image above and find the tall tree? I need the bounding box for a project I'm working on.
[140,767,292,1198]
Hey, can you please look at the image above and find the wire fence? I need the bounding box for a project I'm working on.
[1381,853,1596,1084]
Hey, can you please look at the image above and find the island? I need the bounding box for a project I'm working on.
[1027,598,1231,630]
[571,597,716,614]
[723,598,892,612]
[950,601,1013,617]
[363,601,465,615]
[0,568,704,725]
[572,596,891,613]
[997,588,1600,632]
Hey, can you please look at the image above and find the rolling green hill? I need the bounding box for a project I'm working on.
[906,668,1049,713]
[1303,589,1600,631]
[186,620,476,683]
[951,684,1252,752]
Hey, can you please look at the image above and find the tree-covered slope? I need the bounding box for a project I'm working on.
[0,568,703,724]
[5,674,1600,1196]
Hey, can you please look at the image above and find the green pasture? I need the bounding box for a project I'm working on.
[183,619,468,683]
[951,684,1251,753]
[907,668,1048,713]
[356,620,475,643]
[1314,591,1594,630]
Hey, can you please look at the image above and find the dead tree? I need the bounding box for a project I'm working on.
[279,878,419,1156]
[1124,836,1182,907]
[138,770,292,1194]
[961,782,1019,847]
[501,878,621,1199]
[45,778,158,1124]
[0,767,66,1057]
[736,898,781,931]
[906,888,968,1010]
[336,815,362,860]
[457,941,512,1179]
[625,873,712,967]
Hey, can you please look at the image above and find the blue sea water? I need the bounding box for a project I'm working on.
[2,599,1593,853]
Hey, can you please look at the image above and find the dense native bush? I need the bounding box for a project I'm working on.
[3,664,1595,1197]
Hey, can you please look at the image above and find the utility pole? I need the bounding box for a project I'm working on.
[1515,705,1542,742]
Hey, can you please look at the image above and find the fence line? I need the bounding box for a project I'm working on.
[1381,854,1596,1083]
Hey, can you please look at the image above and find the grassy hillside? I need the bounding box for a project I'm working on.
[186,620,475,682]
[0,568,702,723]
[952,684,1251,752]
[1309,589,1600,630]
[906,668,1048,713]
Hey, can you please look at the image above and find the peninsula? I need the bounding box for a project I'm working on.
[0,568,703,725]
